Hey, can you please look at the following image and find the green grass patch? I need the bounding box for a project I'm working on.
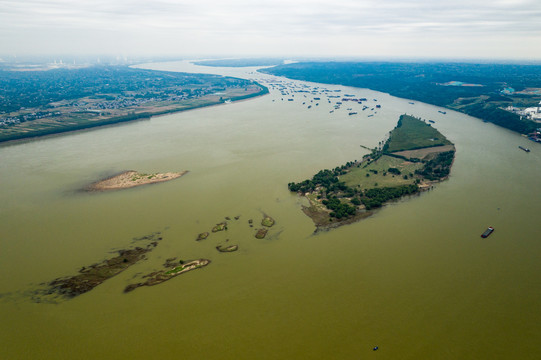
[385,115,452,152]
[340,155,422,190]
[165,266,186,275]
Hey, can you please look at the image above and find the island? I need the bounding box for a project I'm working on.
[216,245,239,252]
[261,215,275,227]
[124,258,210,293]
[85,170,188,191]
[212,222,228,232]
[255,228,268,239]
[288,115,455,231]
[196,232,210,241]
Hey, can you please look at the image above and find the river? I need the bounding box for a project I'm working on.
[0,61,540,359]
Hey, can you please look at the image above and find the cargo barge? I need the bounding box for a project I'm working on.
[481,226,494,238]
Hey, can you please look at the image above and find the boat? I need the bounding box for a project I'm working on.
[519,146,530,152]
[481,226,494,238]
[438,110,447,114]
[348,112,357,115]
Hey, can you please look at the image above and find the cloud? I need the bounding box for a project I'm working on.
[0,0,540,59]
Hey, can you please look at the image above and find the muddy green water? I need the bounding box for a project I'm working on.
[1,61,540,359]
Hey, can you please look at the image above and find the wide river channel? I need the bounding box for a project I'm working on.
[1,61,540,359]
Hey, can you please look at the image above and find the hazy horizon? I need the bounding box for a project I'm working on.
[2,0,541,61]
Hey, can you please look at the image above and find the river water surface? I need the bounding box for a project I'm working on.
[1,61,540,359]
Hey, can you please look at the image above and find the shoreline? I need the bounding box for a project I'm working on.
[0,85,269,147]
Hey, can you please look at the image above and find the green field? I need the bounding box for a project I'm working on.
[340,155,422,190]
[385,115,452,152]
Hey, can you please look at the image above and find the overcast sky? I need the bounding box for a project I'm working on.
[1,0,541,60]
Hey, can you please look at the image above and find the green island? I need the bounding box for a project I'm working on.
[261,215,275,227]
[261,62,541,140]
[0,66,268,143]
[255,228,268,239]
[196,232,210,241]
[212,222,228,232]
[288,115,455,230]
[216,245,239,252]
[124,258,211,293]
[198,214,275,241]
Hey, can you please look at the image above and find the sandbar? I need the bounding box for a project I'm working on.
[86,170,188,191]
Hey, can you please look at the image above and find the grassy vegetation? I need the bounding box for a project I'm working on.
[340,155,422,190]
[261,216,275,227]
[212,223,227,232]
[384,115,452,152]
[165,265,186,275]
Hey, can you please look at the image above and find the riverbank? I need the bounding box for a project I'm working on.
[261,61,541,137]
[0,66,269,145]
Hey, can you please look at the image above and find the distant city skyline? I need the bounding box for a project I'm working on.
[1,0,541,61]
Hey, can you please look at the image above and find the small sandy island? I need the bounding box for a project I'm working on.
[86,170,188,191]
